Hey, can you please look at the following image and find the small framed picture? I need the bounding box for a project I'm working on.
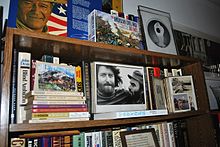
[120,128,160,147]
[138,5,177,55]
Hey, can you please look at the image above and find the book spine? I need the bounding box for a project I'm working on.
[27,117,89,123]
[30,107,88,113]
[25,104,87,109]
[76,65,83,92]
[52,136,62,146]
[27,95,86,101]
[17,52,31,123]
[84,132,92,147]
[31,100,85,105]
[105,130,113,147]
[27,90,84,97]
[112,129,123,147]
[61,136,72,147]
[30,60,36,91]
[10,48,18,124]
[30,112,90,119]
[11,138,26,147]
[82,61,91,113]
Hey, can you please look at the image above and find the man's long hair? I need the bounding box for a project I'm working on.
[96,65,123,87]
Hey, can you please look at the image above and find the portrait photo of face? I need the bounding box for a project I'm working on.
[173,93,190,112]
[17,0,53,32]
[97,65,116,96]
[92,62,147,113]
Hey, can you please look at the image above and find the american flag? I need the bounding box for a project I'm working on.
[47,3,67,36]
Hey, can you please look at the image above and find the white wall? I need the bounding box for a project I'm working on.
[0,0,9,30]
[123,0,220,43]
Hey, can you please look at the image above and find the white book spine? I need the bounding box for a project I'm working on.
[17,52,31,123]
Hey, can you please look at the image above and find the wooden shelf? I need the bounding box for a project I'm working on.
[10,28,197,67]
[10,111,204,133]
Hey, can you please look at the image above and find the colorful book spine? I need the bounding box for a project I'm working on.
[17,52,31,123]
[30,107,88,113]
[76,65,83,92]
[26,95,86,101]
[25,104,87,109]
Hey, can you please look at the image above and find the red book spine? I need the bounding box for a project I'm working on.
[31,107,88,113]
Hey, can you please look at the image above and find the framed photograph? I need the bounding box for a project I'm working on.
[204,72,220,110]
[120,128,160,147]
[91,62,148,113]
[168,75,198,112]
[138,5,177,55]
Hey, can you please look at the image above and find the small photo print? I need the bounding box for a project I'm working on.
[171,76,193,94]
[173,93,190,112]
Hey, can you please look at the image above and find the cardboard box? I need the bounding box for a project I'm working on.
[88,10,142,49]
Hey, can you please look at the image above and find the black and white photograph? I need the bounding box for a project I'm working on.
[138,5,177,55]
[173,93,190,112]
[91,62,148,113]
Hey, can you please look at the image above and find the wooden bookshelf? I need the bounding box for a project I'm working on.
[0,28,216,147]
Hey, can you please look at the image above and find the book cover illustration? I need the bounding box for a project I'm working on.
[88,10,141,49]
[34,62,77,92]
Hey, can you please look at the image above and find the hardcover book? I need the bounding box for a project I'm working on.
[90,62,147,113]
[88,10,141,49]
[33,61,77,92]
[17,52,31,123]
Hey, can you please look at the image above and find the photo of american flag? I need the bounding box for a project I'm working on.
[47,3,67,36]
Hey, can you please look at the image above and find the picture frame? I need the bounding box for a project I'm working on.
[168,75,198,112]
[138,5,177,55]
[91,62,147,113]
[120,128,160,147]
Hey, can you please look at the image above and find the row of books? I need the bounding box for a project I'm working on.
[11,51,198,124]
[11,120,189,147]
[11,51,86,124]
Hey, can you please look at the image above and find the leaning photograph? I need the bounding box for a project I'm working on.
[91,62,148,113]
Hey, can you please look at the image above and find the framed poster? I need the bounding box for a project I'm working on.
[138,5,177,55]
[120,128,160,147]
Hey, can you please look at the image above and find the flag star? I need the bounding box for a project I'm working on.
[58,6,66,15]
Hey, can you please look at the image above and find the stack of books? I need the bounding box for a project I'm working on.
[24,91,90,123]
